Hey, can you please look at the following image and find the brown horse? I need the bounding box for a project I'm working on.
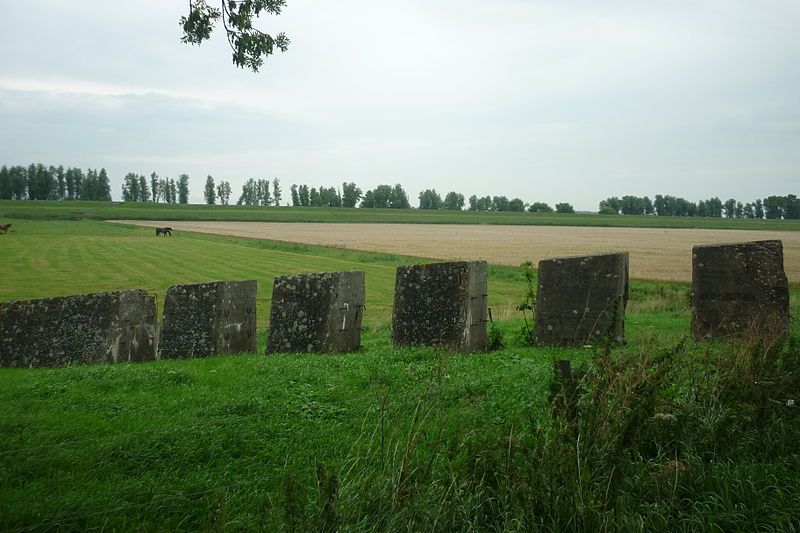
[155,226,172,236]
[0,223,11,234]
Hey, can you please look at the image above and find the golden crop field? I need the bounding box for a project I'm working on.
[118,221,800,283]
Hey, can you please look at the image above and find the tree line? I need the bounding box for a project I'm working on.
[599,194,800,219]
[0,163,112,201]
[122,172,190,204]
[287,182,406,208]
[198,177,578,213]
[6,163,794,219]
[200,175,281,206]
[279,183,574,213]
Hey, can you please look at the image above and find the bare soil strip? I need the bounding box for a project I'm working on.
[116,221,800,283]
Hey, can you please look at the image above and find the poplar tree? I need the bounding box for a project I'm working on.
[178,174,190,204]
[204,175,216,205]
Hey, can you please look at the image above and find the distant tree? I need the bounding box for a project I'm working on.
[122,173,139,202]
[555,202,574,214]
[82,168,95,200]
[46,166,58,200]
[298,184,310,206]
[26,163,55,200]
[390,184,410,208]
[72,168,84,200]
[443,191,464,210]
[178,174,190,204]
[204,175,216,205]
[676,197,695,217]
[25,164,37,200]
[599,197,622,214]
[742,202,755,219]
[150,172,161,202]
[754,199,764,219]
[528,202,553,213]
[272,178,282,206]
[216,180,232,205]
[654,194,670,216]
[0,166,8,199]
[138,175,150,202]
[323,186,342,207]
[723,198,737,219]
[620,195,647,215]
[656,194,700,217]
[763,195,785,219]
[65,168,76,200]
[164,178,178,203]
[238,178,257,206]
[237,178,271,206]
[643,196,654,215]
[160,178,171,203]
[418,189,443,209]
[341,182,362,208]
[491,196,510,212]
[55,165,66,200]
[786,194,800,220]
[704,197,723,218]
[508,198,526,212]
[469,195,491,211]
[290,184,300,206]
[360,189,376,208]
[361,185,391,208]
[84,168,104,201]
[7,166,25,200]
[256,179,271,206]
[363,184,409,208]
[309,187,322,207]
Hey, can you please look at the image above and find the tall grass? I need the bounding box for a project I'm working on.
[251,327,800,531]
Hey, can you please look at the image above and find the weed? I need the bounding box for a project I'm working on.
[487,321,505,351]
[515,261,537,346]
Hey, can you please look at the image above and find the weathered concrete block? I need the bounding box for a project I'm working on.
[266,271,365,353]
[692,240,789,340]
[535,252,629,347]
[159,280,257,358]
[392,261,488,352]
[0,290,157,367]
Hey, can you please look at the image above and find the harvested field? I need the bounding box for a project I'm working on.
[117,221,800,282]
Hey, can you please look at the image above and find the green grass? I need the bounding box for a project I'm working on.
[1,220,799,531]
[0,220,525,328]
[0,337,586,531]
[3,199,800,230]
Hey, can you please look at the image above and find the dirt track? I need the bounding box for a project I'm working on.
[117,221,800,283]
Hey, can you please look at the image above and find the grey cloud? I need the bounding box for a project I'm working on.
[1,0,798,208]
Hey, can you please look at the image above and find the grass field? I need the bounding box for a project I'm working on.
[1,219,799,531]
[3,199,800,231]
[0,220,527,327]
[118,220,800,283]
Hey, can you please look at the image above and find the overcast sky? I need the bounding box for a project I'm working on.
[1,1,798,209]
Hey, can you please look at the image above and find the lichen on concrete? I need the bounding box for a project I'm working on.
[158,280,257,359]
[0,290,157,368]
[535,252,629,347]
[692,240,789,340]
[266,271,365,354]
[392,261,487,353]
